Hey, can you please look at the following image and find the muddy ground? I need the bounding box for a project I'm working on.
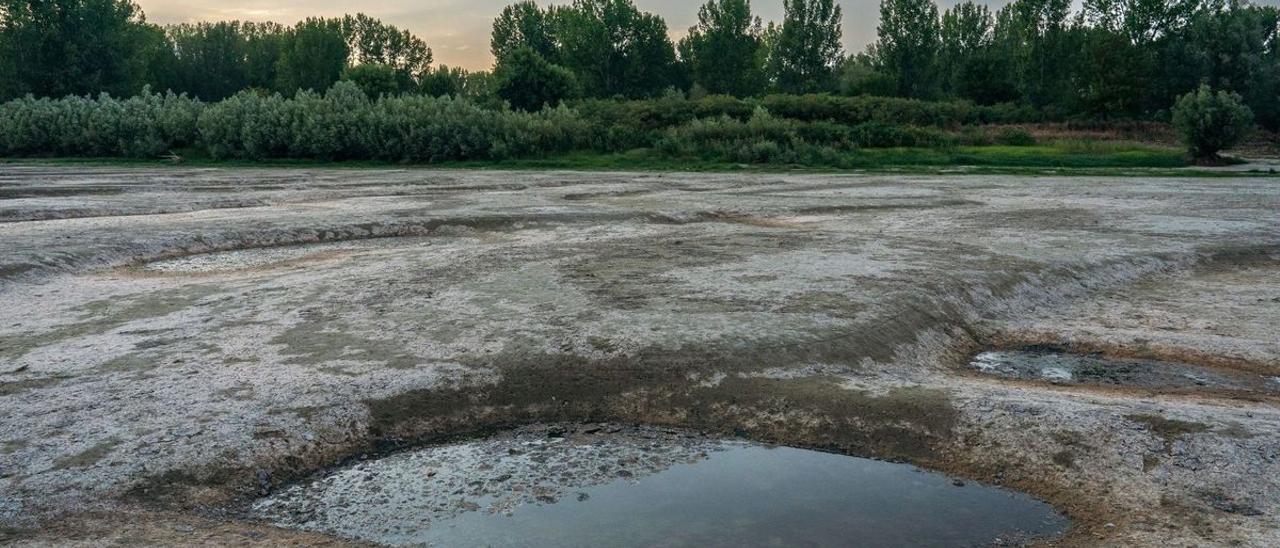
[0,166,1277,546]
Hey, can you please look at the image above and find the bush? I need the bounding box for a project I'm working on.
[759,94,974,127]
[993,128,1037,146]
[494,48,579,112]
[1172,84,1254,161]
[343,64,403,98]
[197,91,291,159]
[657,109,816,164]
[0,88,202,157]
[0,88,1069,164]
[197,82,595,162]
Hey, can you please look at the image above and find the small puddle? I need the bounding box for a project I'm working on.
[252,424,1067,547]
[970,349,1279,394]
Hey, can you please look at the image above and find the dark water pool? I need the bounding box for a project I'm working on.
[253,425,1067,547]
[969,349,1278,394]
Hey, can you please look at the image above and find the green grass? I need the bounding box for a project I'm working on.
[4,141,1274,177]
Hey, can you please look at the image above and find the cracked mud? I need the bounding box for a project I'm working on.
[0,166,1277,546]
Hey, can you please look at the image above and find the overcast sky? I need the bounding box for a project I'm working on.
[135,0,1278,70]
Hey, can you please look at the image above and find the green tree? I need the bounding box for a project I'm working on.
[938,2,991,96]
[954,48,1019,104]
[276,18,350,94]
[875,0,941,99]
[1074,27,1152,118]
[494,47,578,110]
[343,63,400,98]
[555,0,678,97]
[1158,3,1280,129]
[992,0,1080,108]
[0,0,156,99]
[166,22,251,100]
[341,14,432,89]
[770,0,843,94]
[420,65,469,97]
[491,1,560,64]
[1172,84,1253,161]
[1083,0,1196,45]
[837,53,895,96]
[130,21,179,94]
[242,22,287,91]
[677,0,766,97]
[422,68,498,103]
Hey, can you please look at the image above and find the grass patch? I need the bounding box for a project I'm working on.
[3,141,1270,177]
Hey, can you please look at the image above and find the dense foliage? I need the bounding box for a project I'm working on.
[0,3,431,100]
[494,47,579,111]
[1172,85,1254,160]
[0,0,1275,163]
[195,82,591,162]
[677,0,768,97]
[0,85,1053,162]
[0,89,201,157]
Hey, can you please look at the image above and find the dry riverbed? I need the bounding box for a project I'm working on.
[0,166,1277,546]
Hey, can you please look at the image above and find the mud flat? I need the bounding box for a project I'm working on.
[0,166,1278,546]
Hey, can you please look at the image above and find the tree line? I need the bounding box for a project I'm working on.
[0,0,1277,130]
[0,5,439,101]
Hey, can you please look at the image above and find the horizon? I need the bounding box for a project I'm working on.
[135,0,999,71]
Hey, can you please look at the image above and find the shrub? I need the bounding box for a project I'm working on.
[658,109,807,163]
[197,91,291,159]
[993,128,1036,146]
[196,82,595,162]
[494,48,579,112]
[0,89,202,158]
[343,64,403,98]
[654,108,923,165]
[849,122,955,148]
[0,88,1063,164]
[759,94,974,127]
[1172,84,1254,162]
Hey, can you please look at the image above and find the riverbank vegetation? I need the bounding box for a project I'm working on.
[0,0,1275,167]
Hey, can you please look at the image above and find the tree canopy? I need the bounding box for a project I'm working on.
[678,0,767,97]
[770,0,844,93]
[1,0,1278,132]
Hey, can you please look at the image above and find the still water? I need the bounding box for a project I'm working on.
[253,426,1067,547]
[970,349,1278,394]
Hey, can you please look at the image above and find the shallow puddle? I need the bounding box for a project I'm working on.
[252,425,1067,547]
[970,349,1279,393]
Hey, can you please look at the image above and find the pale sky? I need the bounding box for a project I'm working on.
[136,0,1278,71]
[134,0,978,70]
